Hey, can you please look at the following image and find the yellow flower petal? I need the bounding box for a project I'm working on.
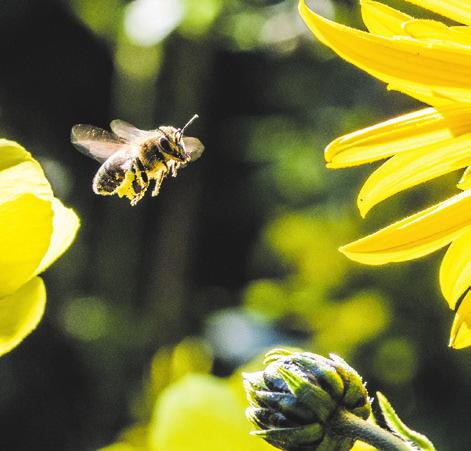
[325,105,471,168]
[449,291,471,349]
[358,133,471,217]
[0,140,53,203]
[404,19,471,47]
[340,190,471,265]
[440,227,471,309]
[36,198,80,275]
[0,194,53,298]
[299,0,471,102]
[386,82,458,107]
[457,166,471,190]
[0,139,32,168]
[361,0,412,37]
[0,277,46,356]
[405,0,471,27]
[150,374,272,451]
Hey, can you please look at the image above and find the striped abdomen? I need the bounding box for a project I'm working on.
[93,152,133,195]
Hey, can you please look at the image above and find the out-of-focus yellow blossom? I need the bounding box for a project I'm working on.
[148,374,273,451]
[0,140,79,356]
[299,0,471,348]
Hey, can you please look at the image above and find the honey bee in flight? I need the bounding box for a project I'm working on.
[71,114,204,206]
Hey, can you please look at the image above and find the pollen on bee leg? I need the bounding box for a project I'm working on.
[151,170,166,197]
[115,170,136,199]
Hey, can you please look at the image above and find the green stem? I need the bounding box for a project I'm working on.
[329,409,412,451]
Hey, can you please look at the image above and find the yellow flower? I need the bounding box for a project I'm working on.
[0,139,79,356]
[299,0,471,347]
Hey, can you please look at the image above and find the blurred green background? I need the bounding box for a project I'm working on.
[0,0,469,449]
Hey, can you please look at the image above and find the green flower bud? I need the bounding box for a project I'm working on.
[243,349,372,451]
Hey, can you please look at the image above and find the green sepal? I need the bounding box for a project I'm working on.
[294,355,345,400]
[242,371,267,391]
[246,407,294,429]
[264,348,295,365]
[337,438,356,451]
[351,404,372,420]
[329,355,370,416]
[255,390,317,423]
[242,371,267,406]
[278,366,337,422]
[377,392,436,451]
[251,422,324,446]
[314,433,345,451]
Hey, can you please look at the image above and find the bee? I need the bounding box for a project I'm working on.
[71,114,204,206]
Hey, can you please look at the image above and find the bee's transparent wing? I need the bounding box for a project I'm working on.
[71,124,129,162]
[183,137,204,162]
[110,119,151,141]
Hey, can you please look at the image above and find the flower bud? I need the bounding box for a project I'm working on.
[243,349,372,450]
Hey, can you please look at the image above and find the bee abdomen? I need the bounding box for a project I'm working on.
[93,162,126,195]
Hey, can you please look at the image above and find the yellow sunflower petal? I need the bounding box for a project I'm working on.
[361,0,412,37]
[35,198,80,275]
[457,166,471,190]
[0,277,46,356]
[452,25,471,36]
[0,194,53,298]
[449,291,471,349]
[440,226,471,309]
[405,0,471,27]
[358,133,471,217]
[404,19,471,47]
[299,0,471,102]
[325,104,471,168]
[0,140,53,203]
[386,82,457,107]
[340,190,471,265]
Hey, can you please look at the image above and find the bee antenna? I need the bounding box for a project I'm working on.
[179,114,199,136]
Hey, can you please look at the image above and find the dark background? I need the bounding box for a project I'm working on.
[0,0,469,449]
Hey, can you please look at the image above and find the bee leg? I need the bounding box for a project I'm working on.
[130,162,149,206]
[167,160,178,177]
[151,169,166,197]
[130,181,148,206]
[130,195,141,207]
[159,159,178,178]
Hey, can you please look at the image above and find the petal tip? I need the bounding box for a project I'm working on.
[298,0,306,15]
[338,244,355,260]
[357,198,369,218]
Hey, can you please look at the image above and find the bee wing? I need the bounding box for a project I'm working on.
[71,124,130,162]
[110,119,151,141]
[183,136,204,162]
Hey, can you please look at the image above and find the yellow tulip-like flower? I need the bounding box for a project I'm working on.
[0,139,79,356]
[299,0,471,348]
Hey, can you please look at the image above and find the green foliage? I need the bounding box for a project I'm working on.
[376,392,436,451]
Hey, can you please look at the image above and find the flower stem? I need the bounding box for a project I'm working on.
[330,409,411,451]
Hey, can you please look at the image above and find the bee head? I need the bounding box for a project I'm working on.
[159,114,199,163]
[157,132,188,163]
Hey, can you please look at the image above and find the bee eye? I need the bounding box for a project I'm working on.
[159,137,173,154]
